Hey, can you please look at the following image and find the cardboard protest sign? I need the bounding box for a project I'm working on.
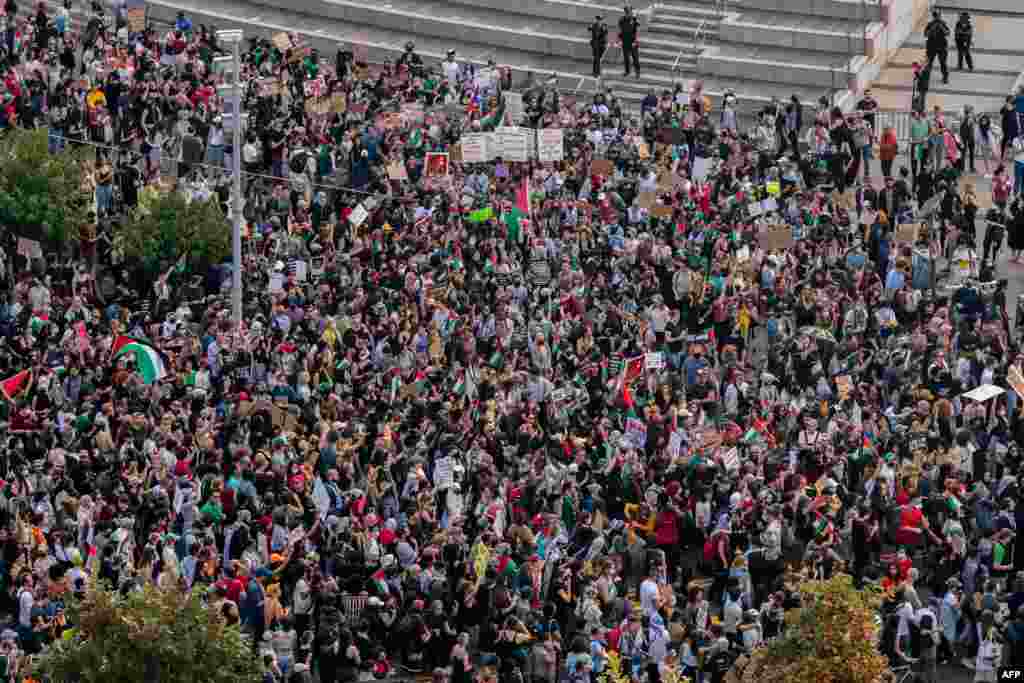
[637,192,658,210]
[758,225,793,252]
[636,141,650,159]
[126,1,146,32]
[380,112,402,130]
[448,145,462,164]
[652,205,674,218]
[590,159,614,176]
[895,223,919,243]
[330,93,347,113]
[387,161,407,180]
[1008,366,1024,401]
[835,375,852,401]
[272,33,293,52]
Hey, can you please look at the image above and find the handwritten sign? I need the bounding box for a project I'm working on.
[835,374,852,401]
[895,223,919,243]
[126,5,145,32]
[758,226,793,252]
[637,192,657,210]
[349,203,369,227]
[460,133,491,163]
[645,352,664,370]
[387,160,408,180]
[495,127,529,162]
[1008,366,1024,401]
[536,128,564,162]
[625,417,647,449]
[272,33,293,52]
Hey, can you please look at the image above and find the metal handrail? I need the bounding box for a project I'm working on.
[679,18,706,74]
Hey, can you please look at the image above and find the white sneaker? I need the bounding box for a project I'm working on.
[960,657,975,669]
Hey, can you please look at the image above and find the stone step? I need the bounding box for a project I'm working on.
[872,68,1018,97]
[236,0,605,61]
[444,0,649,28]
[885,46,1024,76]
[700,43,865,89]
[732,0,882,22]
[721,7,875,55]
[937,0,1024,18]
[901,12,1024,56]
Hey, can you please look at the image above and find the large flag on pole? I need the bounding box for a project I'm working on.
[110,336,167,384]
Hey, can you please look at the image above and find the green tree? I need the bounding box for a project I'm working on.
[734,573,890,683]
[33,576,261,683]
[0,127,94,244]
[118,187,230,267]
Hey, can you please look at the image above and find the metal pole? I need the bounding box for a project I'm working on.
[231,35,243,327]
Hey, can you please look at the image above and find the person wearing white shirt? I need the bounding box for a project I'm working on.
[442,50,460,85]
[640,574,660,618]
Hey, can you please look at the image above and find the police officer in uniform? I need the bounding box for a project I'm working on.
[589,15,608,78]
[924,10,950,84]
[619,5,640,78]
[955,11,973,72]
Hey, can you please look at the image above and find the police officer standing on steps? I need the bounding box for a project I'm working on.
[924,9,950,84]
[620,5,640,79]
[955,11,974,72]
[589,14,608,78]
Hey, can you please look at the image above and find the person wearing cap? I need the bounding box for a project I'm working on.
[588,14,608,78]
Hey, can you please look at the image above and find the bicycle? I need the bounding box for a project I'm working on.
[889,662,917,683]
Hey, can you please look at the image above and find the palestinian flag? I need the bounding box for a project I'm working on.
[504,176,530,244]
[0,370,32,401]
[110,336,167,384]
[30,313,49,335]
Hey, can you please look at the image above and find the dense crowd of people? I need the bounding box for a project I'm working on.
[1,1,1024,683]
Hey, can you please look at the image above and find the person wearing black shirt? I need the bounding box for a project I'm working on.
[955,11,973,72]
[924,10,950,84]
[619,5,640,78]
[588,15,608,78]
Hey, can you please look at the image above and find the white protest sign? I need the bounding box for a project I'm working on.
[269,273,284,293]
[625,417,647,449]
[460,133,491,163]
[962,384,1005,403]
[496,127,529,162]
[349,203,369,227]
[645,352,664,371]
[722,447,739,471]
[475,68,495,89]
[537,128,564,162]
[668,431,684,459]
[434,456,454,489]
[504,91,524,122]
[692,156,710,182]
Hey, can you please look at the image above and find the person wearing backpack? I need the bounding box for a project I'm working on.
[915,605,939,683]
